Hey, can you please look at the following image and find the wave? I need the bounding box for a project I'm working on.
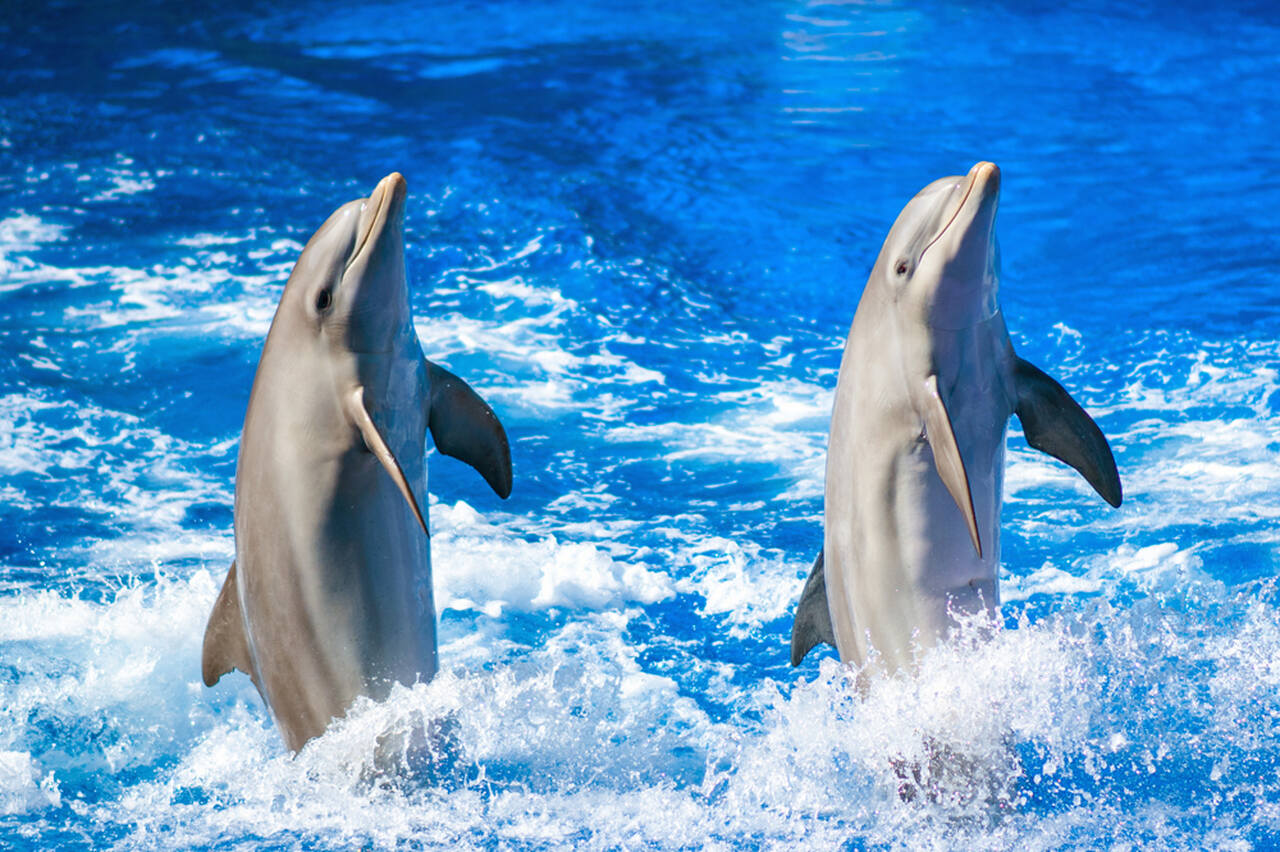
[3,569,1277,849]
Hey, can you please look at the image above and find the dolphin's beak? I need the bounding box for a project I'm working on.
[923,161,999,261]
[969,161,999,197]
[966,161,1000,223]
[920,161,1002,329]
[950,161,999,263]
[341,172,410,353]
[348,172,407,274]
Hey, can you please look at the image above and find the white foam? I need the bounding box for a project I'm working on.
[432,500,674,615]
[995,335,1280,604]
[414,304,662,422]
[674,536,802,630]
[0,213,70,283]
[0,230,289,348]
[603,378,830,467]
[0,213,67,253]
[0,392,235,570]
[473,274,568,308]
[174,232,257,248]
[1002,562,1103,601]
[0,751,61,816]
[58,598,714,849]
[2,529,1277,847]
[90,173,156,201]
[85,155,161,202]
[0,572,254,802]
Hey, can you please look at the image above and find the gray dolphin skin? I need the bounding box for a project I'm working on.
[790,162,1122,673]
[202,173,512,752]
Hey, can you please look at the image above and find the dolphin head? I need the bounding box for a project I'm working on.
[282,172,412,354]
[875,162,1001,330]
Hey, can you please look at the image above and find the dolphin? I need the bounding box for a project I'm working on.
[201,173,512,752]
[790,162,1121,673]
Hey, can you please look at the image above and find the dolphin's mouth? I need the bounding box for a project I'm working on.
[919,161,999,260]
[345,172,407,274]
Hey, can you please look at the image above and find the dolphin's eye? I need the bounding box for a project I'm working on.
[895,259,910,276]
[315,289,332,312]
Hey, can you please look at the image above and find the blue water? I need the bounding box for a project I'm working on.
[2,0,1279,848]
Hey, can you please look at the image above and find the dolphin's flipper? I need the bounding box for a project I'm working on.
[426,360,513,499]
[202,560,259,688]
[1013,358,1123,507]
[790,549,836,666]
[347,387,429,534]
[922,375,982,557]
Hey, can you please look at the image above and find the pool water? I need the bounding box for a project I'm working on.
[2,0,1279,848]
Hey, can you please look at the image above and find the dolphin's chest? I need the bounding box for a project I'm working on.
[893,365,1008,590]
[231,359,435,736]
[823,317,1014,668]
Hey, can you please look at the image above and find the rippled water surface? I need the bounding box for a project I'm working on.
[3,1,1280,848]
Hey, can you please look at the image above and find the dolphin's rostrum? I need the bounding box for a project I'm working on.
[791,162,1121,673]
[202,173,512,751]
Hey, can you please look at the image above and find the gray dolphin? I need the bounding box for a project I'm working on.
[791,162,1121,673]
[202,173,512,751]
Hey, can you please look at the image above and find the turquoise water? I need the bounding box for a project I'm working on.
[2,1,1279,848]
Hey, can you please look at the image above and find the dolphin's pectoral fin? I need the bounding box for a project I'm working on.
[922,375,983,557]
[202,560,258,688]
[790,549,836,666]
[347,387,429,534]
[1013,358,1123,507]
[426,360,513,499]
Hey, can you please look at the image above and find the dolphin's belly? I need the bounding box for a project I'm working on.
[893,437,1002,616]
[234,441,435,750]
[824,376,1007,673]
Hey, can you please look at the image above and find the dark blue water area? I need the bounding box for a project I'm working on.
[2,0,1279,848]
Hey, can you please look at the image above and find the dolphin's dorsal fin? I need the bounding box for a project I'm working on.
[790,549,836,665]
[347,387,429,534]
[1013,357,1123,507]
[425,360,513,499]
[922,375,982,556]
[202,560,259,688]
